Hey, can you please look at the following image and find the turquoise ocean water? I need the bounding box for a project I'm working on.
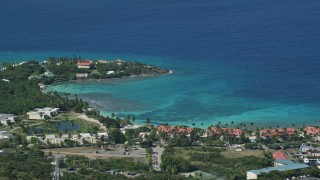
[1,0,320,128]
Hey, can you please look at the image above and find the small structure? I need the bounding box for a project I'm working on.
[273,151,287,160]
[76,73,89,78]
[97,60,111,64]
[77,60,94,69]
[0,114,18,125]
[44,71,54,77]
[107,71,115,75]
[0,131,11,142]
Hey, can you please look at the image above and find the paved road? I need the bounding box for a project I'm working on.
[152,146,164,171]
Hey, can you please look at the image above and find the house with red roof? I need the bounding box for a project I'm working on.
[157,125,169,133]
[77,60,94,69]
[273,151,287,160]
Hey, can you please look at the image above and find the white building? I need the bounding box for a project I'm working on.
[0,114,18,125]
[27,107,60,120]
[107,71,115,75]
[0,131,12,142]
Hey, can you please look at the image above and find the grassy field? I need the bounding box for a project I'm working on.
[221,147,265,158]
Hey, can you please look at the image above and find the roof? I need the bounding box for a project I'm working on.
[275,159,295,165]
[249,163,309,175]
[80,133,91,138]
[273,151,287,160]
[77,60,93,66]
[46,134,56,139]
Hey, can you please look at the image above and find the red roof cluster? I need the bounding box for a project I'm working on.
[157,125,193,134]
[273,151,287,160]
[208,127,243,137]
[260,128,296,138]
[304,126,320,136]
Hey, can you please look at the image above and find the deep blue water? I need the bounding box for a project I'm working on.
[1,0,320,127]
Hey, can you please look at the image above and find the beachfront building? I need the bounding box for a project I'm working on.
[247,160,309,179]
[77,60,94,69]
[27,107,60,120]
[0,114,18,125]
[304,126,319,136]
[260,128,296,139]
[157,125,193,137]
[208,127,243,138]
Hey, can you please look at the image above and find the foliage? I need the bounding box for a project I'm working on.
[161,147,192,174]
[0,148,53,179]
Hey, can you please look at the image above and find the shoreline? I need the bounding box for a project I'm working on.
[43,70,173,87]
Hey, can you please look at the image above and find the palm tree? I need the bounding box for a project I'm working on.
[218,121,221,125]
[192,123,195,127]
[146,118,150,125]
[231,121,234,125]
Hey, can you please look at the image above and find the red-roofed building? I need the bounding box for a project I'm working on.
[77,60,94,69]
[260,128,295,138]
[304,126,319,136]
[157,125,169,133]
[157,125,192,135]
[208,127,243,138]
[286,128,296,136]
[231,128,243,137]
[273,151,287,160]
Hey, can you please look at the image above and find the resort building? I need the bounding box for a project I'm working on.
[260,128,296,138]
[304,126,319,136]
[77,60,94,69]
[208,127,243,137]
[157,125,193,136]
